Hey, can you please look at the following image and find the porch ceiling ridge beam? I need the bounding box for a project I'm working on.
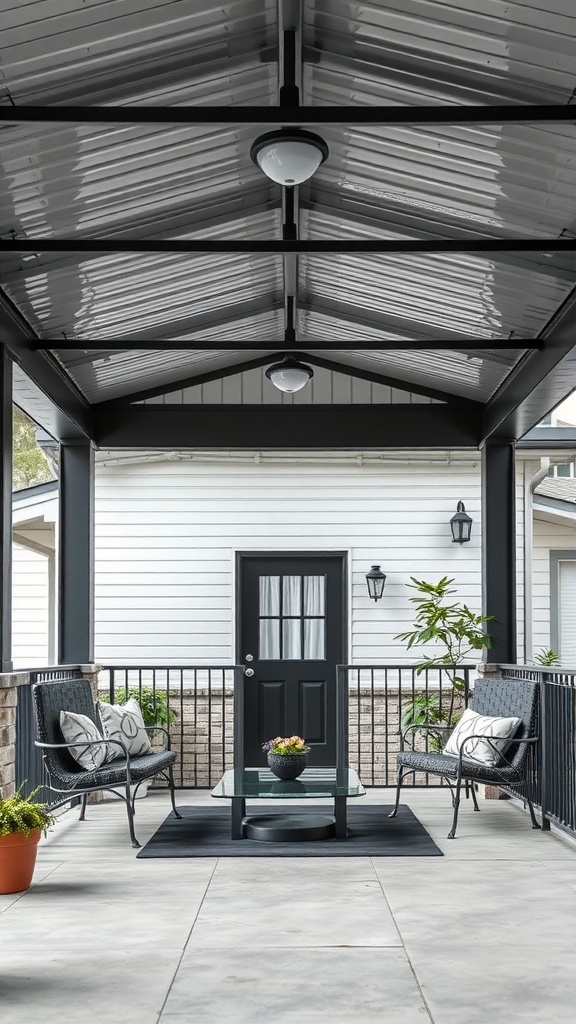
[482,285,576,442]
[299,352,482,406]
[2,238,575,254]
[32,338,540,351]
[0,291,93,441]
[92,404,483,449]
[1,104,574,125]
[95,354,281,408]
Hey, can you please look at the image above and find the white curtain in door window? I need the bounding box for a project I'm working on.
[304,618,324,659]
[259,576,280,615]
[304,576,324,615]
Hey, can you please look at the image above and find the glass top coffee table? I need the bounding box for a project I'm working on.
[212,767,365,841]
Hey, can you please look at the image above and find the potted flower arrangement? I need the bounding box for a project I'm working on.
[0,786,54,894]
[262,735,310,780]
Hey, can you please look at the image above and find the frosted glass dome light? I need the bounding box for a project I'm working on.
[250,130,329,186]
[265,355,314,393]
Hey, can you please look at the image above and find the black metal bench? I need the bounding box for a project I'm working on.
[33,677,181,847]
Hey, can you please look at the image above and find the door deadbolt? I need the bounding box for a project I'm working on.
[245,653,254,662]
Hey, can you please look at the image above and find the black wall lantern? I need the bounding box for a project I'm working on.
[450,501,473,544]
[365,565,387,601]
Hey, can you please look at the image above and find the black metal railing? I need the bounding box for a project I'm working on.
[501,665,576,837]
[336,664,473,786]
[103,665,244,788]
[14,661,576,838]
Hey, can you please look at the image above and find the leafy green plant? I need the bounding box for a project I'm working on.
[533,648,561,667]
[102,686,178,728]
[0,786,55,839]
[395,577,494,748]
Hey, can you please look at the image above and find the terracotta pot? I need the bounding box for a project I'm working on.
[0,828,41,894]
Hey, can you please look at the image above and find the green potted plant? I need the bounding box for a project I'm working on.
[100,686,178,798]
[108,686,178,729]
[395,576,494,750]
[0,786,54,894]
[262,735,310,780]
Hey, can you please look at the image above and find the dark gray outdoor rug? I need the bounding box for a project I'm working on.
[137,804,443,857]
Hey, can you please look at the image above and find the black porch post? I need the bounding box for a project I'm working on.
[58,440,94,664]
[0,350,13,671]
[481,440,517,664]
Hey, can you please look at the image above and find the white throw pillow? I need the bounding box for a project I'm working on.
[60,710,109,770]
[443,707,521,766]
[97,697,152,758]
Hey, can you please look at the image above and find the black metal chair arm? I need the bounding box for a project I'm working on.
[35,735,132,762]
[456,733,539,772]
[400,723,453,750]
[142,725,171,750]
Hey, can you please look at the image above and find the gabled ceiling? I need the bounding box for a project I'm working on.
[1,0,576,448]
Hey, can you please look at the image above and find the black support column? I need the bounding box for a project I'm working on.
[481,440,517,664]
[0,351,13,671]
[58,440,94,664]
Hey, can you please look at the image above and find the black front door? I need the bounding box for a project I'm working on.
[238,553,346,767]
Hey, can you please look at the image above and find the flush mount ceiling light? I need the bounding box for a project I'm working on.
[265,355,314,393]
[250,129,329,185]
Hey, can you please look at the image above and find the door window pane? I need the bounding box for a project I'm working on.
[304,618,325,659]
[282,619,301,659]
[282,576,301,616]
[304,575,325,615]
[259,576,280,616]
[259,619,280,660]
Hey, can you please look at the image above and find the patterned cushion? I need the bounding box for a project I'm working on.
[59,710,109,770]
[443,707,521,766]
[97,698,152,757]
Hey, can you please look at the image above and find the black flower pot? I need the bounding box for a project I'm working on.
[267,752,308,781]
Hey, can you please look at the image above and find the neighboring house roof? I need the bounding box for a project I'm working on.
[534,476,576,523]
[536,478,576,504]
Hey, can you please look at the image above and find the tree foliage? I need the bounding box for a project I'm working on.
[12,407,55,491]
[395,576,494,747]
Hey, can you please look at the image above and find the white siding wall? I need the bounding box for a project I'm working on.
[533,517,576,660]
[94,457,485,666]
[11,542,50,667]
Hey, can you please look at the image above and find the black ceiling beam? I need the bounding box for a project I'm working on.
[1,104,574,125]
[96,354,279,407]
[2,238,574,255]
[31,338,541,352]
[93,404,483,450]
[300,352,480,407]
[482,286,576,442]
[0,292,93,441]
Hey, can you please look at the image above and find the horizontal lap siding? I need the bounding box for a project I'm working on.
[533,517,576,658]
[11,543,50,667]
[95,458,484,666]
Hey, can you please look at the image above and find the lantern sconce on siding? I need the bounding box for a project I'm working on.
[365,565,387,601]
[450,501,473,544]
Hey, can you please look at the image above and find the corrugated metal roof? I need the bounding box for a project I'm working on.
[1,0,576,412]
[0,0,277,105]
[305,0,576,105]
